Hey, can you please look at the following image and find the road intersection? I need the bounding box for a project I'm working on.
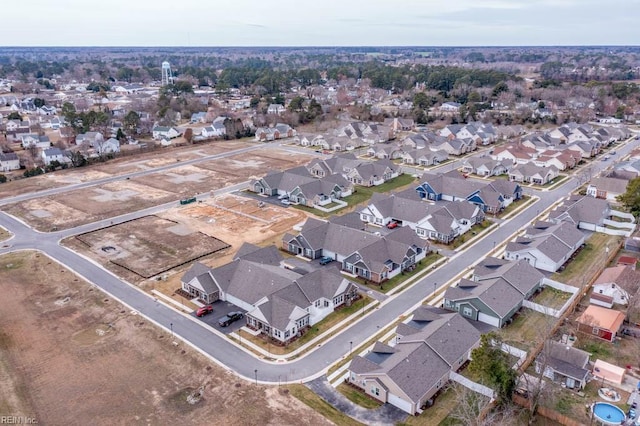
[0,138,636,384]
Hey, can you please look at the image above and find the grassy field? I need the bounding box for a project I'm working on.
[531,286,573,310]
[398,386,460,426]
[287,384,364,426]
[237,295,374,355]
[336,383,382,409]
[552,233,623,286]
[498,309,556,351]
[0,226,10,242]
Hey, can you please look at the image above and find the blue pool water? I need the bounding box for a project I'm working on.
[592,402,626,425]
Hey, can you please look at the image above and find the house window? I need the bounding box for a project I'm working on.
[324,300,330,307]
[592,327,600,335]
[371,387,380,396]
[315,300,321,308]
[463,307,473,317]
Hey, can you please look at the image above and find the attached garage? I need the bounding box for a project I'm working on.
[478,312,500,327]
[388,393,413,414]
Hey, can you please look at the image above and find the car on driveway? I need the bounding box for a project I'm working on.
[319,256,334,265]
[386,221,398,229]
[281,199,291,205]
[218,311,244,327]
[196,305,213,317]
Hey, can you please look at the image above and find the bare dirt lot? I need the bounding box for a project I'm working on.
[64,194,307,288]
[0,251,331,426]
[74,215,229,279]
[2,148,313,232]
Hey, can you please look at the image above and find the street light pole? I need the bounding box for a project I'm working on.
[254,369,258,386]
[350,341,353,356]
[433,282,437,295]
[170,322,173,339]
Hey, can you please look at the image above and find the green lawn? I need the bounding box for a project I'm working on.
[497,195,532,218]
[451,220,493,249]
[351,253,442,294]
[287,385,364,426]
[336,383,382,409]
[237,295,374,356]
[341,174,418,210]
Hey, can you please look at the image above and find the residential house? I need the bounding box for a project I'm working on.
[190,112,207,123]
[282,219,429,284]
[575,305,625,342]
[152,126,180,140]
[416,171,522,214]
[20,134,51,150]
[367,143,403,160]
[41,148,69,166]
[348,307,481,415]
[401,148,448,167]
[346,160,399,187]
[443,258,545,327]
[201,119,226,138]
[508,164,559,185]
[383,117,414,132]
[549,195,636,235]
[96,138,121,155]
[76,131,104,147]
[0,152,20,172]
[181,243,359,344]
[267,104,285,115]
[461,157,513,177]
[590,265,640,307]
[535,341,591,390]
[490,144,537,165]
[504,221,585,272]
[439,102,461,113]
[586,177,629,201]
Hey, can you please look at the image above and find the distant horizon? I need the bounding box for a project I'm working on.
[2,1,637,47]
[2,44,639,49]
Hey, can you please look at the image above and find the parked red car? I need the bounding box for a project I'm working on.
[386,221,398,229]
[196,305,213,317]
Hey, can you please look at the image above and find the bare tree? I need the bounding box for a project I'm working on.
[449,384,521,426]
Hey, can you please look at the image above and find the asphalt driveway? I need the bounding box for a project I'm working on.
[306,377,407,426]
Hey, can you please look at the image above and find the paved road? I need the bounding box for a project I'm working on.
[0,137,636,384]
[0,143,266,207]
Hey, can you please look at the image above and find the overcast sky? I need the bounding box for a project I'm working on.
[5,0,639,46]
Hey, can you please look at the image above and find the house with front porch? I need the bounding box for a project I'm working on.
[152,126,180,140]
[345,160,399,187]
[20,133,51,149]
[282,219,429,284]
[586,177,629,201]
[181,243,359,344]
[508,163,559,185]
[443,258,544,327]
[416,171,522,214]
[348,307,481,415]
[504,221,585,272]
[401,148,448,166]
[460,157,513,177]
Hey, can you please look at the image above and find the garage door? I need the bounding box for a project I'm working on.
[388,393,413,414]
[478,312,500,327]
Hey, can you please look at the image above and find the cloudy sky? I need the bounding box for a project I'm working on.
[5,0,639,46]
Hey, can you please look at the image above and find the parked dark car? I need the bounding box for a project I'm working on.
[319,256,334,265]
[218,311,244,327]
[196,305,213,317]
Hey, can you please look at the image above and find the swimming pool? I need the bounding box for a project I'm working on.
[592,402,626,425]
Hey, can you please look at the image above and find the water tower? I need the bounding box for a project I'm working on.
[161,61,173,86]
